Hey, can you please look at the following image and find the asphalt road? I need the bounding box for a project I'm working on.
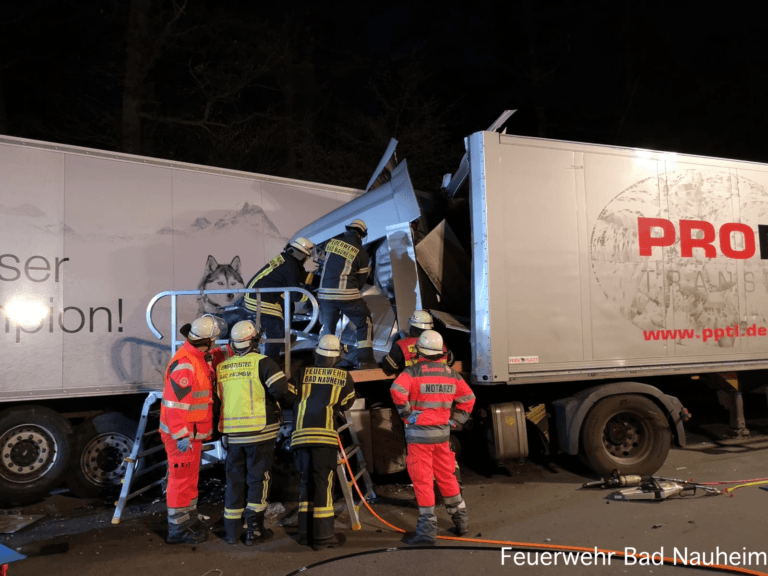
[2,435,768,576]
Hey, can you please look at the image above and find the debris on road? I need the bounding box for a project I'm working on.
[0,515,45,534]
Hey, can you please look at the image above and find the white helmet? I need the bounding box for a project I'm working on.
[416,330,443,357]
[230,320,260,353]
[346,219,368,237]
[316,334,341,357]
[189,314,226,341]
[289,237,315,258]
[409,310,433,330]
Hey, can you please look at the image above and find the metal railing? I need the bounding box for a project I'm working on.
[146,287,320,379]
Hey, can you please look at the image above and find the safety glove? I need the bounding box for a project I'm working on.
[177,437,192,453]
[406,410,422,425]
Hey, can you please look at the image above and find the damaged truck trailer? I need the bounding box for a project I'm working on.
[4,118,768,505]
[295,118,768,479]
[0,135,360,505]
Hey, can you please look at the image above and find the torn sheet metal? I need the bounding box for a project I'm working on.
[374,240,395,298]
[442,110,516,197]
[386,222,422,337]
[365,138,398,192]
[339,286,398,356]
[292,160,421,246]
[415,219,471,315]
[430,309,471,333]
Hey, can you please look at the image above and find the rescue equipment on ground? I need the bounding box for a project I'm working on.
[581,469,768,500]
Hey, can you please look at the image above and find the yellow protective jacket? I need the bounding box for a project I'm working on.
[216,351,290,445]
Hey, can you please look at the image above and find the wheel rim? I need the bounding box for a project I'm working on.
[601,412,652,466]
[80,433,133,487]
[0,425,58,484]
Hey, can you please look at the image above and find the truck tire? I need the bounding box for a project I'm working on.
[580,394,671,476]
[0,406,73,506]
[65,412,138,498]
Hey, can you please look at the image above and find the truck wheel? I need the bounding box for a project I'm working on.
[65,412,138,498]
[0,406,72,506]
[580,395,670,476]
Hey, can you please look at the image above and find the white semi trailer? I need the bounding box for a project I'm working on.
[0,135,361,504]
[295,117,768,478]
[5,117,766,504]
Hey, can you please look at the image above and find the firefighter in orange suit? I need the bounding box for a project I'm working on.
[381,310,454,376]
[390,330,475,546]
[160,314,228,545]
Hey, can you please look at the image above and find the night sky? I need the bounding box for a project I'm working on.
[2,0,768,191]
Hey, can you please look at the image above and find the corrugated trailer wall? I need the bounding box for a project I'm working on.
[469,131,768,384]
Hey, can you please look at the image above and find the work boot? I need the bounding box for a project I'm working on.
[353,348,378,370]
[223,518,241,546]
[312,533,346,551]
[445,497,469,536]
[401,507,437,546]
[167,521,209,545]
[244,512,274,546]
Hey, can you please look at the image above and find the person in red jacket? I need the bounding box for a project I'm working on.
[160,314,228,545]
[381,310,454,375]
[390,330,475,546]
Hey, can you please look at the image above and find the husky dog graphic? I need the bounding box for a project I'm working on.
[197,255,245,314]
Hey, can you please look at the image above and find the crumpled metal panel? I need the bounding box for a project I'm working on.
[386,223,422,338]
[365,138,398,192]
[292,144,422,360]
[443,110,516,198]
[339,285,398,357]
[374,240,395,297]
[291,160,421,246]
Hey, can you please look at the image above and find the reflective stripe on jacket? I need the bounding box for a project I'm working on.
[216,352,289,444]
[160,341,217,440]
[292,365,356,448]
[390,360,475,445]
[244,251,309,318]
[318,233,370,301]
[382,336,453,375]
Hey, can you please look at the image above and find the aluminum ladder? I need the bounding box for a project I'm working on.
[336,411,376,530]
[111,391,226,524]
[113,286,319,524]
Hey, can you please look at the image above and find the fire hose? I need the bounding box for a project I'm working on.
[331,437,768,576]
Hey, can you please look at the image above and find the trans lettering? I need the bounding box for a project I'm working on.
[637,217,768,260]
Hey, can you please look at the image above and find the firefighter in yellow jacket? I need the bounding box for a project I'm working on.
[216,320,293,545]
[291,335,356,550]
[161,314,228,545]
